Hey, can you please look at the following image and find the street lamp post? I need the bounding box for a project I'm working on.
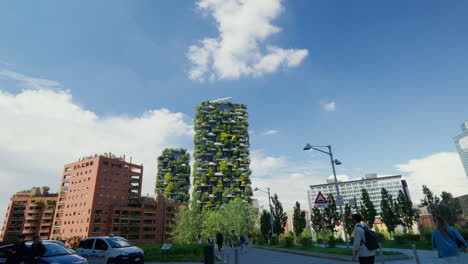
[254,187,274,237]
[304,144,349,248]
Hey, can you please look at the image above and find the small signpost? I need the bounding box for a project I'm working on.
[314,192,328,208]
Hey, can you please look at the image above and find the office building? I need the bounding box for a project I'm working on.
[0,187,58,242]
[308,174,411,215]
[51,154,183,244]
[155,148,191,203]
[453,121,468,178]
[192,100,252,208]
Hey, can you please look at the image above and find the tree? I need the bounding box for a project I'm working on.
[396,190,418,233]
[260,210,272,240]
[421,185,462,226]
[344,203,354,238]
[323,193,339,235]
[310,208,323,240]
[293,201,306,239]
[271,194,288,235]
[165,182,174,197]
[360,189,377,228]
[171,202,202,244]
[380,188,400,235]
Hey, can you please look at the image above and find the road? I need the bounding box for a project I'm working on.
[146,247,468,264]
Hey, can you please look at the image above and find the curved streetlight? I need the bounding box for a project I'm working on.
[303,144,349,247]
[254,187,274,237]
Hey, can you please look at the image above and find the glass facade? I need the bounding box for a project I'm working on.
[453,121,468,178]
[308,175,410,215]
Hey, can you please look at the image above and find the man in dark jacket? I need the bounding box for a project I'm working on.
[6,234,28,264]
[30,236,46,263]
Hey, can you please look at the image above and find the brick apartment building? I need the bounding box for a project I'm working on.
[0,187,58,242]
[51,154,183,244]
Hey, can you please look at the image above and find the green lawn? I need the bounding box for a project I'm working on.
[270,244,403,256]
[138,243,207,262]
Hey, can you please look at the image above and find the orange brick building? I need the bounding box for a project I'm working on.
[1,187,58,242]
[51,154,183,244]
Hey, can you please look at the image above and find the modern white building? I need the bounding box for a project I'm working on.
[308,174,411,215]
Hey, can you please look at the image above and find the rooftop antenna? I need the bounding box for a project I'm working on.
[210,97,232,103]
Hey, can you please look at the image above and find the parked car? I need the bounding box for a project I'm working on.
[0,241,87,264]
[76,236,144,264]
[26,240,76,254]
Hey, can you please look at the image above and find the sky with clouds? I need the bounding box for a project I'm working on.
[1,0,468,220]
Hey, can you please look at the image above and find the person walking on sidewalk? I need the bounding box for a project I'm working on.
[351,214,376,264]
[432,215,468,263]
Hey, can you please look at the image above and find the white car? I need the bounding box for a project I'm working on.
[76,236,144,264]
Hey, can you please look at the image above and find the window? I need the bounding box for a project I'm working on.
[94,239,108,250]
[79,239,95,249]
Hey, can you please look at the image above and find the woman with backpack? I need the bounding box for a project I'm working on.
[432,215,468,263]
[351,214,376,264]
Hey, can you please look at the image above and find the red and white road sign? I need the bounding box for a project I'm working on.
[314,192,328,208]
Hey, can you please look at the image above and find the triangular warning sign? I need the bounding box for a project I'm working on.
[314,192,328,204]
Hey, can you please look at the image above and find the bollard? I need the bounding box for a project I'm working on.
[378,243,384,264]
[411,244,421,264]
[235,247,239,264]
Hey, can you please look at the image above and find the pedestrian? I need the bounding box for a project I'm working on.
[432,215,468,263]
[248,233,253,247]
[6,234,28,264]
[231,230,238,248]
[197,234,202,244]
[216,232,223,255]
[29,236,46,264]
[208,235,214,246]
[351,214,376,264]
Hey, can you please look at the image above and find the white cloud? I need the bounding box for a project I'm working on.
[0,70,60,90]
[327,174,350,182]
[396,152,468,203]
[0,74,193,222]
[187,0,308,81]
[251,150,329,211]
[262,129,280,135]
[321,101,336,112]
[250,150,287,177]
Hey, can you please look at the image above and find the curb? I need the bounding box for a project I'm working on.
[254,246,411,262]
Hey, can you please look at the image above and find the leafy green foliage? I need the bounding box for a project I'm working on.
[344,203,354,238]
[272,193,288,235]
[310,207,323,240]
[156,149,190,202]
[260,210,272,239]
[421,185,462,225]
[323,193,339,234]
[360,189,377,228]
[380,188,400,235]
[395,190,417,233]
[293,201,306,239]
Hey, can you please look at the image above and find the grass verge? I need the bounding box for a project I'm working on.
[138,243,206,262]
[270,244,403,256]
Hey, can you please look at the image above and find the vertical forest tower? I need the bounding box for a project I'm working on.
[155,148,191,203]
[193,100,253,208]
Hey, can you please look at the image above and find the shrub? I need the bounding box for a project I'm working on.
[284,236,294,247]
[402,233,420,242]
[316,238,323,244]
[327,236,337,248]
[300,237,312,248]
[270,235,279,246]
[394,234,405,244]
[376,232,385,242]
[336,237,344,244]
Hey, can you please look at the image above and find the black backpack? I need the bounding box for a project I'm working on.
[357,225,380,250]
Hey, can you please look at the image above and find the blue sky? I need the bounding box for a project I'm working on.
[1,0,467,211]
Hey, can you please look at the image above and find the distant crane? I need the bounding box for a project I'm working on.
[210,97,232,103]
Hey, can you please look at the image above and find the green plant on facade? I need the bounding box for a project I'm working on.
[155,148,191,203]
[192,101,252,208]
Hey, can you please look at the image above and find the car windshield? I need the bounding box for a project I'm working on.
[42,243,72,257]
[105,237,133,248]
